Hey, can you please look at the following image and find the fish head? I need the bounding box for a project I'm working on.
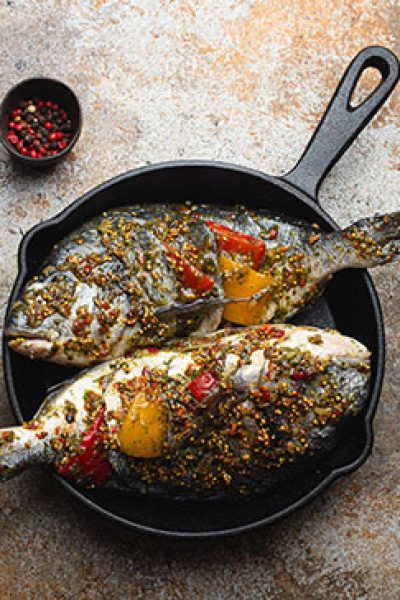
[244,325,371,436]
[6,264,131,367]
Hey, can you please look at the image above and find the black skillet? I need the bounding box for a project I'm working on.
[3,46,399,538]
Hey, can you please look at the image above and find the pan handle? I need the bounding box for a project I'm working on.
[281,46,399,201]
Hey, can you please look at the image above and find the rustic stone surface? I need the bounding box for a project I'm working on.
[0,1,398,598]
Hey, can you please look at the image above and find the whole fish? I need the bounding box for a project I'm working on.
[6,204,399,366]
[0,324,370,499]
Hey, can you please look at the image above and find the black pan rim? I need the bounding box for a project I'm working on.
[2,159,385,539]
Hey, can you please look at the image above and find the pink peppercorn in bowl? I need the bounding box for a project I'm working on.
[1,77,82,167]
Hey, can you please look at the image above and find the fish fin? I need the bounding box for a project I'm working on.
[154,298,225,320]
[155,296,262,321]
[335,212,400,269]
[0,426,47,481]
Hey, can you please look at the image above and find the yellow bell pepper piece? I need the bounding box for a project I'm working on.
[219,255,273,326]
[118,392,167,458]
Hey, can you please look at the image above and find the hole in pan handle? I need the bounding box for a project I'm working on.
[281,45,399,202]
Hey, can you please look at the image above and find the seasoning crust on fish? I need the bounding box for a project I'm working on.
[7,204,399,366]
[0,325,371,499]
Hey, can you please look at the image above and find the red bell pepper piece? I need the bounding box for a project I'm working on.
[205,220,266,270]
[164,243,214,294]
[189,370,218,403]
[57,407,112,486]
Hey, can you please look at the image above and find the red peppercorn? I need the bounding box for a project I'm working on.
[8,98,73,159]
[269,228,278,240]
[292,370,305,382]
[292,370,315,382]
[260,387,271,400]
[7,132,18,144]
[268,327,285,338]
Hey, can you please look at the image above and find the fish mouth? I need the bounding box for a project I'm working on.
[5,328,57,360]
[5,327,99,367]
[8,337,56,360]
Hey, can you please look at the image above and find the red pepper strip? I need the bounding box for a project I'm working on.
[164,243,214,294]
[205,220,266,270]
[189,370,218,403]
[57,407,112,486]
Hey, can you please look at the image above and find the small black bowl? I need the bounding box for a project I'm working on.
[0,77,82,168]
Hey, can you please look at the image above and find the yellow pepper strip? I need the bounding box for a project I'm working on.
[219,255,274,326]
[118,392,167,458]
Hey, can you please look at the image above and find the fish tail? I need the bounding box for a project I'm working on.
[0,426,48,481]
[332,212,400,269]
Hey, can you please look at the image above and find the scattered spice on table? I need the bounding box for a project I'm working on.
[7,98,73,158]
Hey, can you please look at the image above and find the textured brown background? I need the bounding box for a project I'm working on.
[0,1,399,598]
